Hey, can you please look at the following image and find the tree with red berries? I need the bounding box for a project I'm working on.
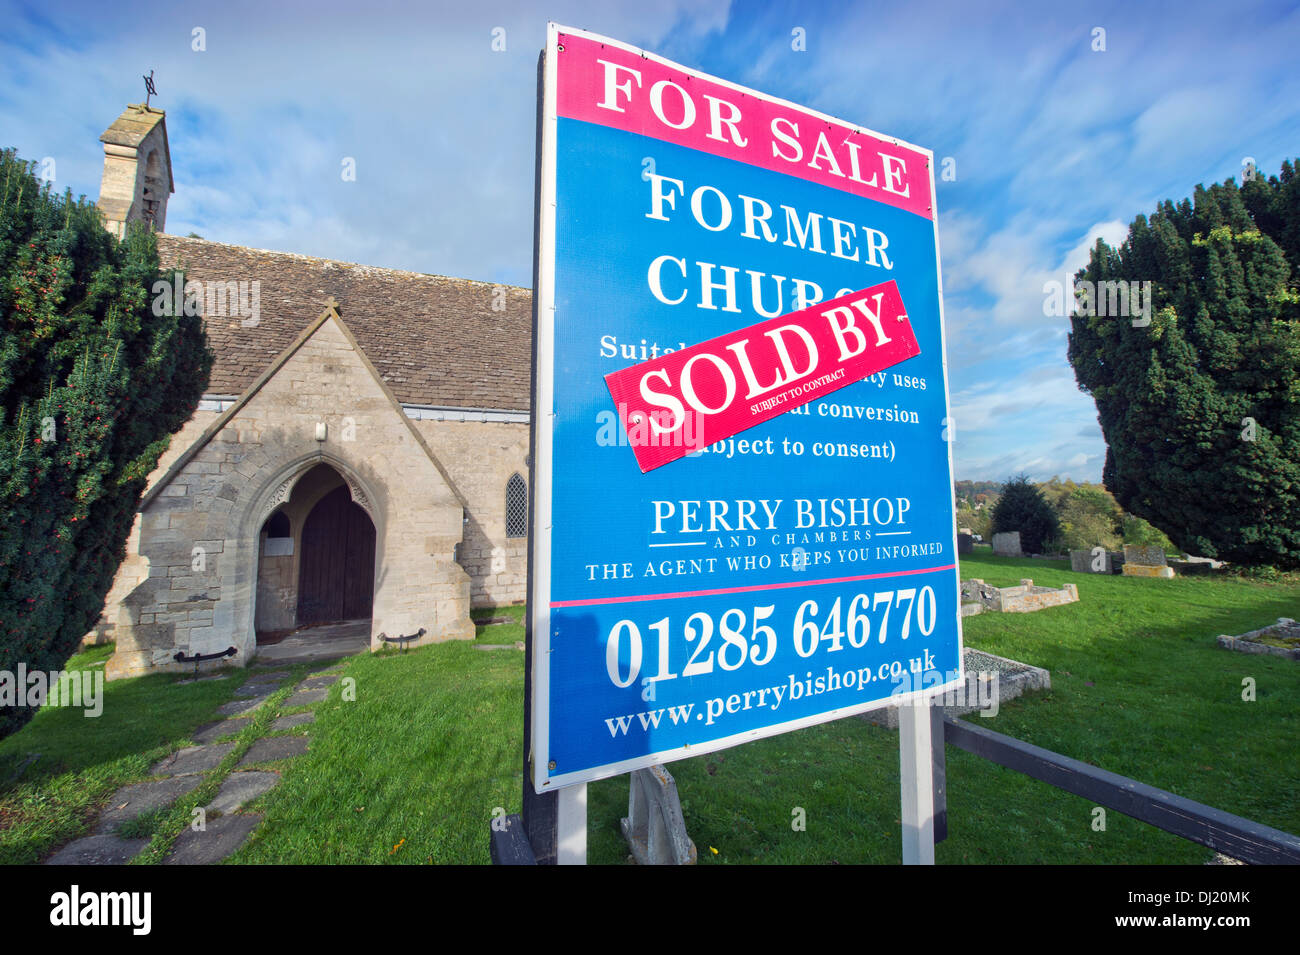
[0,149,211,737]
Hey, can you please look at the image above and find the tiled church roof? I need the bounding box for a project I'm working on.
[157,235,533,411]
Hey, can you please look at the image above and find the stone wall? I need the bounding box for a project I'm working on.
[961,577,1079,613]
[410,419,529,607]
[85,410,219,645]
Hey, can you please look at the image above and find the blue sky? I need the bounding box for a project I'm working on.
[3,0,1297,482]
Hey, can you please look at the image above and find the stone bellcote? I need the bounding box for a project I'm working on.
[97,104,174,238]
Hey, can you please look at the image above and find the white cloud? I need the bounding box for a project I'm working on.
[6,0,1297,483]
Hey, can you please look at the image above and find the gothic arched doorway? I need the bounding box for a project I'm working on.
[297,484,376,626]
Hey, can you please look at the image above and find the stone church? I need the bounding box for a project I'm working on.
[87,103,533,680]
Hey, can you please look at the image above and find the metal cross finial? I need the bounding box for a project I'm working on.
[143,70,157,108]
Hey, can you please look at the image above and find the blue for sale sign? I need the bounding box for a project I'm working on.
[531,24,964,790]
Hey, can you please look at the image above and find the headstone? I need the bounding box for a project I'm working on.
[992,532,1022,557]
[1070,549,1114,574]
[621,765,696,865]
[957,533,974,555]
[1123,545,1167,566]
[1121,544,1174,578]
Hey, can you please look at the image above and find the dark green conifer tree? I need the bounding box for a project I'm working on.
[991,475,1059,554]
[0,150,212,736]
[1068,162,1300,568]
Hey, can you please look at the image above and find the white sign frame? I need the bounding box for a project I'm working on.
[529,22,964,794]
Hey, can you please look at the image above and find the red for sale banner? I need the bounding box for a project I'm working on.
[604,280,921,472]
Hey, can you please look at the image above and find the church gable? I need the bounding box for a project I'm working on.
[142,304,464,511]
[108,306,474,680]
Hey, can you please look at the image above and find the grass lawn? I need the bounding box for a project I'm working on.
[1,563,1295,864]
[588,555,1300,863]
[0,643,258,865]
[226,642,522,864]
[471,603,524,646]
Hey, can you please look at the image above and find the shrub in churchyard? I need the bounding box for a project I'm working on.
[955,505,991,541]
[1056,485,1123,552]
[1068,161,1300,569]
[0,150,212,737]
[991,475,1059,554]
[1121,514,1173,552]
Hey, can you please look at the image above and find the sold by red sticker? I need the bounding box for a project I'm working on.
[604,281,920,472]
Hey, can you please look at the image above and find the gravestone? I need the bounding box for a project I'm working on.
[957,533,974,555]
[1070,548,1118,574]
[992,532,1022,557]
[1121,544,1174,578]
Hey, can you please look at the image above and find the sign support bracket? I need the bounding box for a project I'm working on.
[556,783,588,864]
[899,694,936,864]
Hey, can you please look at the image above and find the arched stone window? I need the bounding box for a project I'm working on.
[506,473,528,538]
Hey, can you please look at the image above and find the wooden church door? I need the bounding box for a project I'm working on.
[297,485,376,626]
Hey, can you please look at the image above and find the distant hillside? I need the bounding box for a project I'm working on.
[954,480,1001,503]
[953,477,1173,553]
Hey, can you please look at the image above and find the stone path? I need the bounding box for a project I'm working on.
[44,665,342,866]
[256,621,369,665]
